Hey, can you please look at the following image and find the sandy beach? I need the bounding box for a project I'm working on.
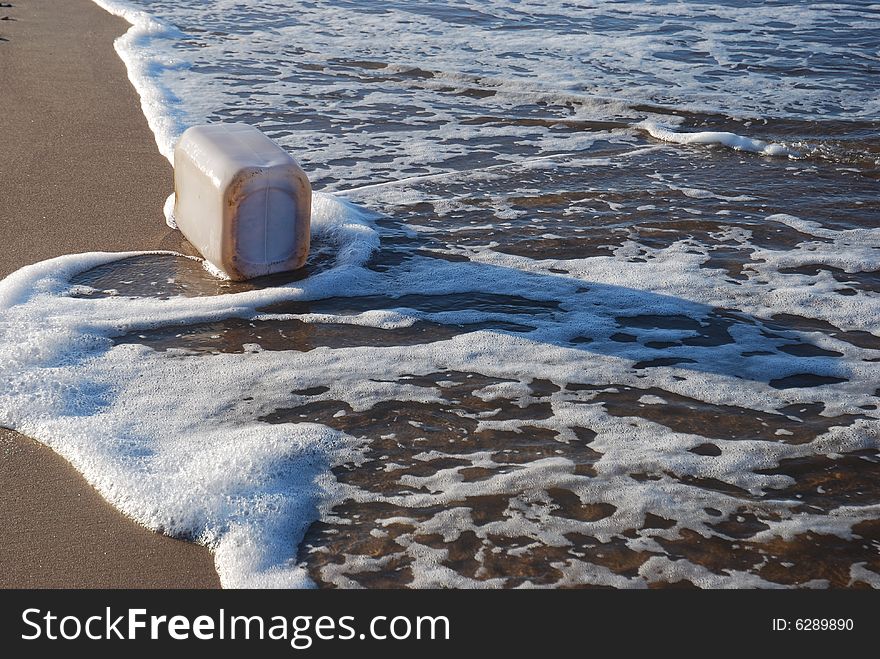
[0,0,218,588]
[0,0,876,591]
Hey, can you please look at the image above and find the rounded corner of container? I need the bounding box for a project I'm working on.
[177,124,202,148]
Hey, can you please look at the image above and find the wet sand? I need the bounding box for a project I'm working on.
[2,1,878,590]
[0,0,219,587]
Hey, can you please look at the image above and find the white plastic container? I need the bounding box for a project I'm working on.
[172,123,311,280]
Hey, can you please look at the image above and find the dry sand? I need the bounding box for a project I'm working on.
[0,0,219,587]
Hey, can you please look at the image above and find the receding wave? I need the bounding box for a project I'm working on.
[2,0,873,588]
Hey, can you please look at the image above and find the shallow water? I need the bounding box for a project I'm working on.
[5,0,878,587]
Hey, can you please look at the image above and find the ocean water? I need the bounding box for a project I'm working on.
[1,0,878,587]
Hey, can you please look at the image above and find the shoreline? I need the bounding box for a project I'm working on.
[0,0,219,588]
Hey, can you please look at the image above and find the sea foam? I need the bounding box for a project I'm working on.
[2,201,878,586]
[0,197,380,588]
[89,0,856,192]
[2,0,872,588]
[637,121,795,158]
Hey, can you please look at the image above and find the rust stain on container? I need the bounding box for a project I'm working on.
[173,123,311,281]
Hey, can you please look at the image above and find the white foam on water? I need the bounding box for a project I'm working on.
[89,0,872,193]
[638,121,795,157]
[103,0,880,124]
[0,198,381,588]
[1,0,871,588]
[163,192,177,229]
[2,203,879,586]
